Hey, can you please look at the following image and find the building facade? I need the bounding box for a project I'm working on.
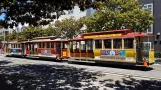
[140,0,161,51]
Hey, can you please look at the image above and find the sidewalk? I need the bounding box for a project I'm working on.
[155,58,161,64]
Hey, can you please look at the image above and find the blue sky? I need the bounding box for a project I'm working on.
[0,13,5,20]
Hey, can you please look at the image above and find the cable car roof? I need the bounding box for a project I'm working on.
[82,29,132,36]
[70,32,154,41]
[26,38,68,42]
[33,36,61,40]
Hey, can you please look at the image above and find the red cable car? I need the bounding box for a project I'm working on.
[25,36,69,60]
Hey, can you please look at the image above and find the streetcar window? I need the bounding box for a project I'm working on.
[42,43,45,48]
[62,43,67,49]
[47,42,50,48]
[51,42,54,48]
[81,41,86,50]
[70,42,73,49]
[11,44,13,48]
[113,39,122,49]
[87,40,93,50]
[14,44,15,48]
[39,43,41,48]
[76,42,80,49]
[104,39,111,49]
[73,41,76,49]
[18,44,20,48]
[95,40,102,49]
[124,38,133,49]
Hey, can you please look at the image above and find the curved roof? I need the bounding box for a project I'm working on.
[82,29,132,36]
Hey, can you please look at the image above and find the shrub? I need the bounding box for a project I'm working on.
[155,52,161,58]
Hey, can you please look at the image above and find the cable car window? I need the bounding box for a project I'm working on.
[76,42,79,49]
[14,44,15,48]
[113,39,122,49]
[86,40,93,50]
[104,39,111,49]
[62,43,67,49]
[47,42,50,48]
[18,44,20,48]
[51,42,54,48]
[11,44,13,48]
[70,42,73,50]
[81,41,86,50]
[39,43,41,48]
[73,41,76,50]
[124,38,133,49]
[42,43,45,48]
[95,40,102,49]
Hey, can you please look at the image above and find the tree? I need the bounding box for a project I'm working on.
[54,17,84,39]
[43,25,58,36]
[85,0,154,32]
[6,26,45,41]
[0,0,103,29]
[19,27,45,40]
[6,30,18,41]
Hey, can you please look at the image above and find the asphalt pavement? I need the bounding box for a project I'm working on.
[0,56,161,90]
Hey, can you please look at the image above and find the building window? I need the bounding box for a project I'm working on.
[142,3,153,15]
[142,3,153,34]
[95,40,102,49]
[124,38,133,49]
[113,39,122,49]
[104,39,111,49]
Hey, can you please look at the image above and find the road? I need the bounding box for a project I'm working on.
[0,55,161,90]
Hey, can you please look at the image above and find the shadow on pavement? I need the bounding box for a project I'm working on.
[0,61,12,65]
[0,64,103,90]
[72,62,154,71]
[101,77,161,90]
[5,56,154,71]
[0,61,160,90]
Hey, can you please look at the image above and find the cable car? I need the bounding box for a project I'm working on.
[69,29,154,66]
[25,36,69,60]
[4,40,27,57]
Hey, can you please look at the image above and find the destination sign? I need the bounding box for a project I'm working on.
[83,33,122,39]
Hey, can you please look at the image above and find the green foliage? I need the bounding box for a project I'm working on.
[6,17,84,41]
[0,0,102,28]
[54,17,84,39]
[44,25,58,36]
[85,0,154,32]
[155,52,161,58]
[6,30,18,41]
